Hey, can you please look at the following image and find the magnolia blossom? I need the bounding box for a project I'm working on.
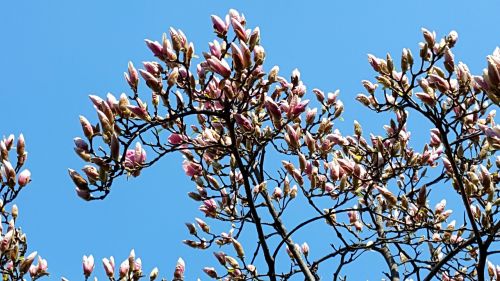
[301,242,310,257]
[82,255,95,277]
[17,169,31,186]
[182,160,202,177]
[272,187,283,200]
[102,257,115,277]
[119,259,129,279]
[29,256,48,278]
[124,142,146,171]
[200,199,217,217]
[173,258,185,279]
[168,133,187,145]
[203,267,218,278]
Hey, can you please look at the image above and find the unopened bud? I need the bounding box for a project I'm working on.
[149,267,159,281]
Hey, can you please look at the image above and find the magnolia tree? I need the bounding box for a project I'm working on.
[1,8,499,281]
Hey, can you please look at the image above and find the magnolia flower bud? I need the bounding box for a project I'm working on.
[446,30,458,47]
[11,204,18,220]
[173,257,185,279]
[203,267,217,278]
[68,169,89,190]
[232,239,245,258]
[272,187,283,200]
[249,27,260,49]
[207,56,231,78]
[145,39,163,58]
[17,169,31,187]
[119,259,129,279]
[102,257,115,278]
[253,45,265,65]
[168,67,179,87]
[301,242,309,257]
[125,61,139,92]
[290,185,298,199]
[231,43,245,70]
[19,251,37,275]
[213,251,226,266]
[415,92,436,107]
[211,15,228,36]
[128,249,135,266]
[225,256,239,269]
[195,218,210,233]
[82,255,95,278]
[149,267,159,281]
[17,134,25,156]
[230,18,247,42]
[421,28,436,46]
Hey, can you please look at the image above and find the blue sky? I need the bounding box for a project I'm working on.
[1,0,499,280]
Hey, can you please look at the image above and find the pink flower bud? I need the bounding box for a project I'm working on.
[442,157,453,174]
[150,267,159,280]
[249,27,260,49]
[128,249,135,265]
[102,257,115,277]
[306,108,317,125]
[125,61,139,92]
[211,15,228,35]
[195,218,210,233]
[19,251,37,274]
[230,17,247,42]
[167,67,180,87]
[203,267,218,278]
[446,30,458,47]
[434,199,446,214]
[173,257,185,279]
[213,251,226,266]
[290,99,309,116]
[168,133,186,145]
[17,169,31,187]
[37,256,48,273]
[89,95,105,109]
[2,135,12,151]
[29,264,38,278]
[207,56,231,78]
[143,61,160,76]
[264,97,282,127]
[272,187,283,200]
[139,69,162,92]
[421,28,436,46]
[134,258,142,272]
[200,199,217,218]
[253,45,265,65]
[169,27,187,52]
[119,259,129,279]
[82,255,95,277]
[124,142,146,172]
[231,43,245,70]
[415,92,436,107]
[301,242,309,257]
[367,54,383,72]
[145,39,163,58]
[79,116,94,139]
[312,88,325,102]
[234,114,253,132]
[182,160,202,177]
[16,133,25,155]
[427,74,450,93]
[76,187,91,201]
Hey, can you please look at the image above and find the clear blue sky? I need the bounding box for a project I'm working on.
[1,1,499,280]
